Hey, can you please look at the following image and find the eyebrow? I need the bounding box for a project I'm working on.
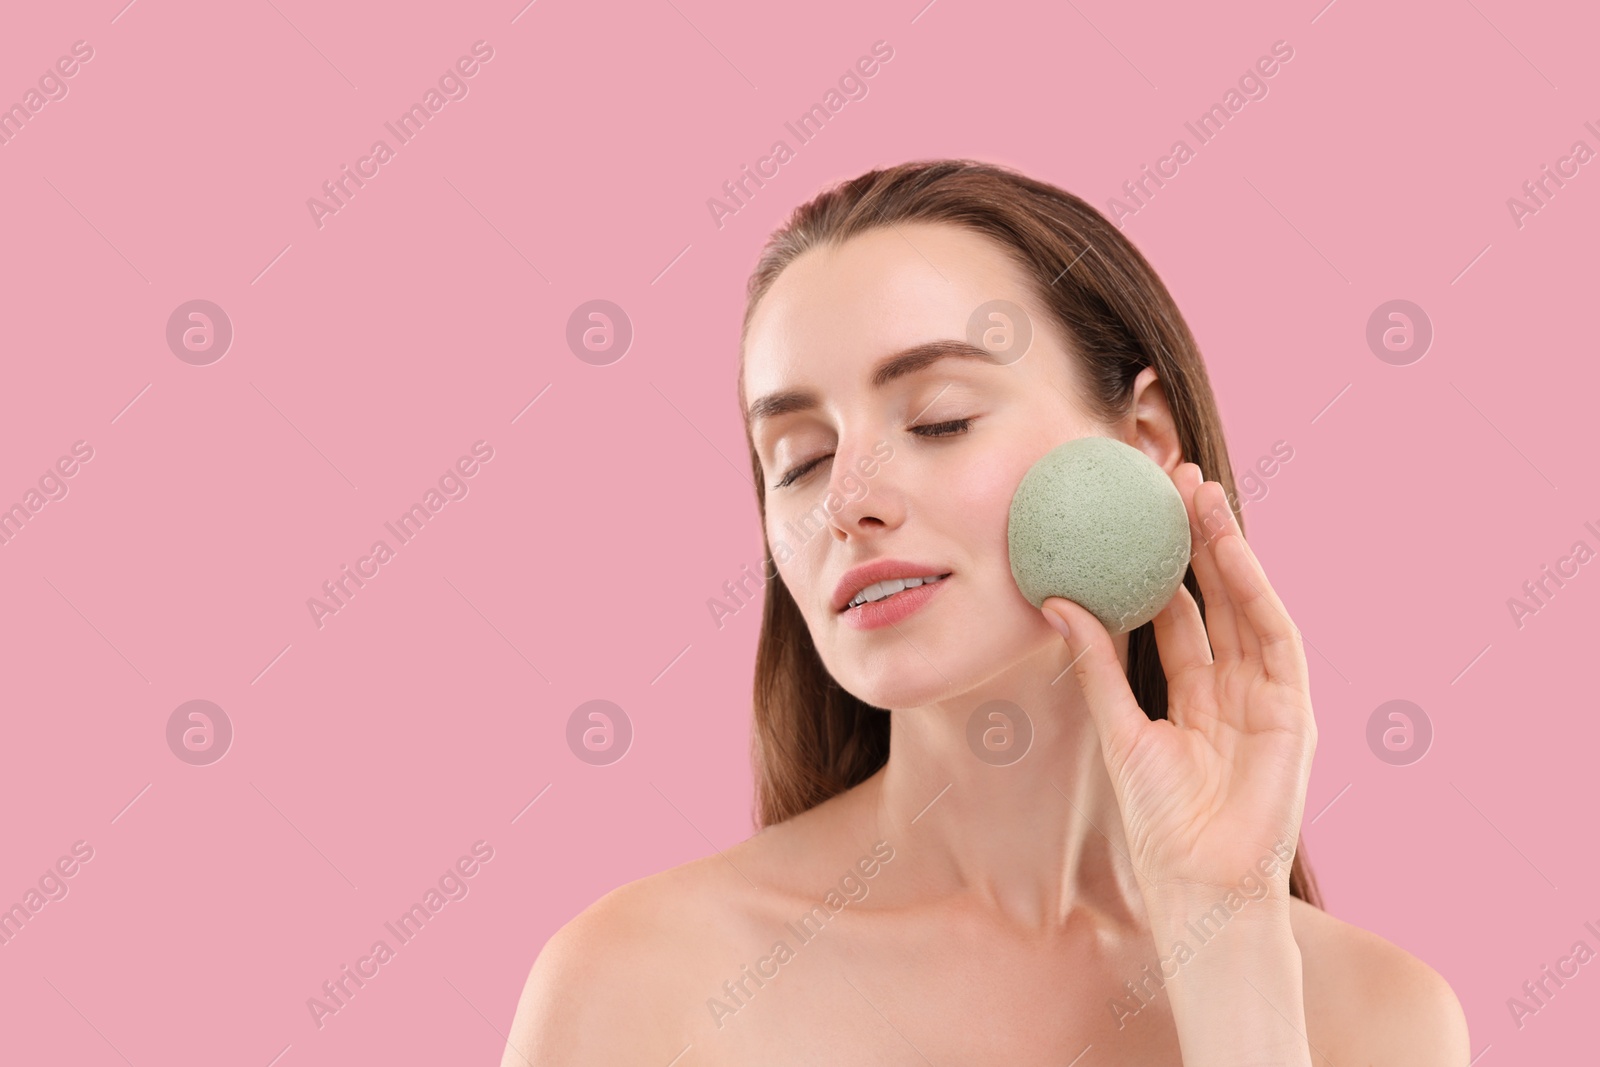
[745,338,997,429]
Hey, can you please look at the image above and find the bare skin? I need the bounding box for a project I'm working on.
[504,786,1462,1065]
[501,222,1469,1065]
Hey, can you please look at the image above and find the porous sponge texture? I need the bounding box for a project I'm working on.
[1008,436,1192,634]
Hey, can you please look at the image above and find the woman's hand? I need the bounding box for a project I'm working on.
[1041,461,1317,906]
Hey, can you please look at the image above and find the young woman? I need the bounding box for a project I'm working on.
[502,160,1469,1065]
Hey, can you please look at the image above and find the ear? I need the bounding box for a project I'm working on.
[1123,366,1183,475]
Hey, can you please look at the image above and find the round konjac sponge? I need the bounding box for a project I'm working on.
[1007,436,1192,634]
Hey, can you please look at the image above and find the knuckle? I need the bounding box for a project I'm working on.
[1069,642,1102,684]
[1260,623,1300,649]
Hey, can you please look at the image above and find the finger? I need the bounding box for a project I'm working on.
[1197,480,1262,665]
[1150,581,1212,688]
[1042,596,1150,768]
[1178,464,1242,666]
[1149,583,1212,731]
[1203,488,1309,688]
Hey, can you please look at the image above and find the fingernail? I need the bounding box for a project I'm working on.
[1043,606,1070,640]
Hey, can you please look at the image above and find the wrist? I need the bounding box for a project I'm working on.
[1132,869,1310,1067]
[1140,899,1310,1067]
[1146,880,1292,924]
[1140,836,1301,920]
[1132,890,1303,977]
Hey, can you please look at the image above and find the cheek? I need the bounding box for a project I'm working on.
[946,453,1022,554]
[943,450,1054,620]
[765,514,826,604]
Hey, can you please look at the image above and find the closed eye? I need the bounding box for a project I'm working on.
[771,417,975,489]
[911,418,973,439]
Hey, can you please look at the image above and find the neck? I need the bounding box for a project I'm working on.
[866,635,1148,932]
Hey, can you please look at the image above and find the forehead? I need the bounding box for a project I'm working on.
[742,222,1038,396]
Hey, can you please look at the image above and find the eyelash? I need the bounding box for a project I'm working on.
[772,418,975,489]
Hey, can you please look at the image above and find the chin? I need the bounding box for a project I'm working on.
[829,638,986,710]
[844,675,956,712]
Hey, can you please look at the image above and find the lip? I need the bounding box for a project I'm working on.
[839,575,950,630]
[831,559,953,614]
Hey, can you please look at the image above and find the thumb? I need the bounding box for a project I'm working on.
[1041,596,1148,768]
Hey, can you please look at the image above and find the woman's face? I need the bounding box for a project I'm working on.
[742,222,1112,710]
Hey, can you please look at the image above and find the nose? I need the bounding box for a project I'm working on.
[824,438,901,541]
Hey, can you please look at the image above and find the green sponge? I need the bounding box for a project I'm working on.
[1008,436,1192,634]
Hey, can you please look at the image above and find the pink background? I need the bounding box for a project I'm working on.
[1,0,1595,1062]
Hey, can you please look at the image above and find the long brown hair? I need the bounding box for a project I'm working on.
[735,159,1322,909]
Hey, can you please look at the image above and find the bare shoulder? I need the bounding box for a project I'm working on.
[1291,896,1470,1066]
[498,809,848,1067]
[498,850,749,1066]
